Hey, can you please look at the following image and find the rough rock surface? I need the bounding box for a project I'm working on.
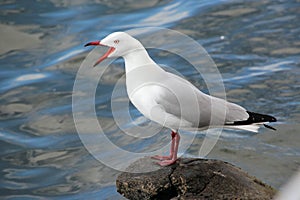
[116,157,275,200]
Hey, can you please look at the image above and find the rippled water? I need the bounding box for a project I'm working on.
[1,0,299,199]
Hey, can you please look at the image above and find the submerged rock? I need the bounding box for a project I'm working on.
[116,157,275,200]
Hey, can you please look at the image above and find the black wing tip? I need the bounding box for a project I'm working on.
[231,111,277,129]
[227,111,277,131]
[263,123,277,131]
[246,111,277,131]
[246,111,277,123]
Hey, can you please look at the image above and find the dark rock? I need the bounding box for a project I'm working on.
[116,157,276,200]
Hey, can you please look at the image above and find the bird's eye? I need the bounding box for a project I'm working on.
[114,39,119,44]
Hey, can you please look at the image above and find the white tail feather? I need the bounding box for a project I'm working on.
[225,124,261,133]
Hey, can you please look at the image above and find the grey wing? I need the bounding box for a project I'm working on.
[208,96,249,126]
[157,72,249,130]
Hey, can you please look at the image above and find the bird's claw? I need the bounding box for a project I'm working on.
[151,155,172,161]
[156,159,177,166]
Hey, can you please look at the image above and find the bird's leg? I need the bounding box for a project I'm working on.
[151,131,176,161]
[157,131,180,166]
[152,131,180,166]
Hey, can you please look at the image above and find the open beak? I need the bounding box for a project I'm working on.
[84,40,115,67]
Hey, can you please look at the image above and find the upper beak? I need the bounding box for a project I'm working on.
[84,40,101,47]
[84,40,115,67]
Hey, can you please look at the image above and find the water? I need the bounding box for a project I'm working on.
[0,0,299,199]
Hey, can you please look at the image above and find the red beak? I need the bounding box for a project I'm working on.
[84,40,115,67]
[84,41,101,47]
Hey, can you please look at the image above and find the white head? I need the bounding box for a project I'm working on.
[85,32,143,66]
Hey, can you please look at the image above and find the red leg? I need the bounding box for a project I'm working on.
[152,131,180,166]
[151,131,176,161]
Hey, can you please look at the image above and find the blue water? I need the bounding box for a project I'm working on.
[1,0,300,199]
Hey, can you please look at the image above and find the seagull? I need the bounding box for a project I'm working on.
[85,32,277,166]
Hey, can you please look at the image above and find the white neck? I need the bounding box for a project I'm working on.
[123,49,156,73]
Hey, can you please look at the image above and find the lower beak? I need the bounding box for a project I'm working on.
[84,41,115,67]
[93,47,115,67]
